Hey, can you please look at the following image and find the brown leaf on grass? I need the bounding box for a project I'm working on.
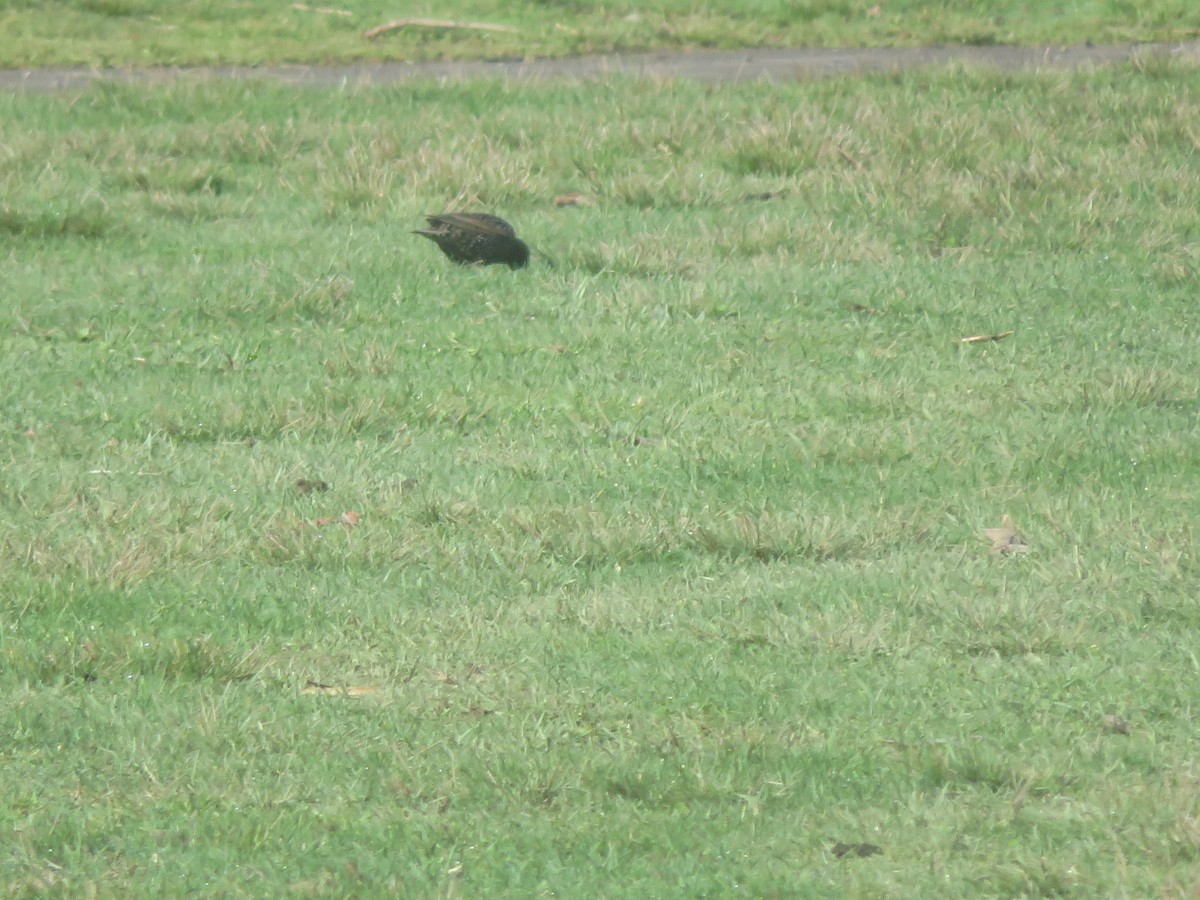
[832,841,883,858]
[1102,714,1132,735]
[295,478,329,494]
[961,331,1014,344]
[984,515,1029,555]
[302,680,381,697]
[554,192,590,207]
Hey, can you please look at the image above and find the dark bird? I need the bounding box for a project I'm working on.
[413,213,532,269]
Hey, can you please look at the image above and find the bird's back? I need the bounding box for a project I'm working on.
[424,213,517,238]
[415,212,530,268]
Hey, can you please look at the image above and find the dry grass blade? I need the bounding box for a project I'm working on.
[290,3,352,15]
[364,18,519,39]
[302,681,382,697]
[961,331,1015,343]
[312,511,360,527]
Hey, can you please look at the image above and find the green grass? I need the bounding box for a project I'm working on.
[3,59,1200,895]
[2,0,1199,68]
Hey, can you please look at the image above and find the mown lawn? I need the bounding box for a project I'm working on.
[1,59,1198,895]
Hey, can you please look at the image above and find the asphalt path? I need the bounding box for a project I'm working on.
[3,40,1199,92]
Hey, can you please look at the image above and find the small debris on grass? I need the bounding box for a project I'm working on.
[832,841,883,859]
[832,144,862,168]
[846,301,883,315]
[1102,714,1132,735]
[741,190,786,202]
[984,514,1029,555]
[302,680,381,697]
[295,478,329,494]
[961,330,1014,343]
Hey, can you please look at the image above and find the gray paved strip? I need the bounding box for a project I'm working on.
[3,41,1199,92]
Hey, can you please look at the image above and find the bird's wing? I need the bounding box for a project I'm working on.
[426,213,516,238]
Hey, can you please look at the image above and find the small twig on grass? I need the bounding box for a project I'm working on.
[291,2,352,15]
[364,18,519,39]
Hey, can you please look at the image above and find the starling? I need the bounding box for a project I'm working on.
[413,213,532,269]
